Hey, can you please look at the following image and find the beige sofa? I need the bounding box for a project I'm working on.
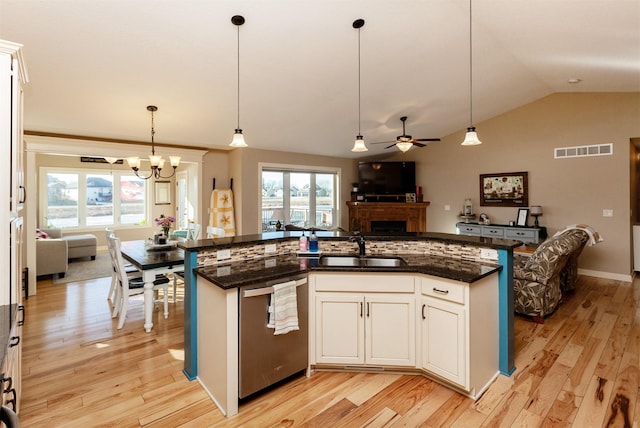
[36,229,68,278]
[36,228,98,278]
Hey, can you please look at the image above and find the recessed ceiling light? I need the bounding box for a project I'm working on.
[568,78,582,84]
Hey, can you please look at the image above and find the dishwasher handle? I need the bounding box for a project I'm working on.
[242,277,307,298]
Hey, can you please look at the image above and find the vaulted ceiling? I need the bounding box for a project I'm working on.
[1,0,639,158]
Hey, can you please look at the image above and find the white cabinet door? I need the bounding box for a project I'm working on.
[315,292,416,367]
[366,294,415,366]
[315,293,364,365]
[421,296,466,388]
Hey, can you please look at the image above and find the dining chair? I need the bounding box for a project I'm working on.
[107,235,170,329]
[187,223,201,240]
[206,226,226,238]
[105,227,140,305]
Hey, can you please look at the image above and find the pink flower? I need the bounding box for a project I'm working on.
[155,214,175,228]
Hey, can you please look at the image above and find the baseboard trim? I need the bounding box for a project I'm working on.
[578,268,632,283]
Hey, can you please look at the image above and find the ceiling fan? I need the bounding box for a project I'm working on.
[373,116,440,152]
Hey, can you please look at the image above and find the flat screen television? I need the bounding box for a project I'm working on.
[358,161,416,195]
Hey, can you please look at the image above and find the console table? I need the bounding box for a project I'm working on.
[456,222,546,244]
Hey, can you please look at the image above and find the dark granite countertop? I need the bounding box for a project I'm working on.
[195,253,502,290]
[178,230,523,252]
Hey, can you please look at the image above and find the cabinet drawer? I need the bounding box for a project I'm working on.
[505,228,537,242]
[482,226,504,238]
[457,224,481,236]
[421,276,465,304]
[312,273,415,293]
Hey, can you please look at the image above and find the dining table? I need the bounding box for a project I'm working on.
[120,239,184,332]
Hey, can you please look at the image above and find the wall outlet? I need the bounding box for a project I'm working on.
[480,249,498,259]
[216,266,231,276]
[444,204,451,211]
[603,209,613,217]
[217,249,231,261]
[265,243,277,253]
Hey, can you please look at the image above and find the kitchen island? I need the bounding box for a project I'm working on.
[177,231,521,416]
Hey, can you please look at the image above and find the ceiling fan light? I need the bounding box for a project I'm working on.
[351,135,368,152]
[230,129,248,148]
[396,141,413,152]
[461,127,482,146]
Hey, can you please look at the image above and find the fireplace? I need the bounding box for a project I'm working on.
[371,220,407,233]
[347,202,430,233]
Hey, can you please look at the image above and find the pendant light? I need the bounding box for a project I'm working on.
[461,0,482,146]
[230,15,248,148]
[351,18,368,152]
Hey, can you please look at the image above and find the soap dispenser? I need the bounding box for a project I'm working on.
[299,232,308,252]
[309,231,319,252]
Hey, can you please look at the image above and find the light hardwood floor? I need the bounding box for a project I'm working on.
[18,274,639,427]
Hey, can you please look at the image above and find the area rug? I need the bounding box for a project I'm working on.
[54,252,113,284]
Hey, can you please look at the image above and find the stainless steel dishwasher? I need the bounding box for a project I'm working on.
[238,273,308,399]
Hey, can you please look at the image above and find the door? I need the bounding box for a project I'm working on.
[366,294,415,366]
[176,171,188,229]
[421,296,466,387]
[315,293,364,365]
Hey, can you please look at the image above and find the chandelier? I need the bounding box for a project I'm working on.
[126,105,181,180]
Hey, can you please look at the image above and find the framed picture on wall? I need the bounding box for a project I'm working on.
[154,181,171,205]
[479,171,528,207]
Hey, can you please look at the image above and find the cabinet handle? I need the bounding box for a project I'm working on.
[360,302,363,318]
[433,287,449,295]
[6,388,16,411]
[366,302,370,317]
[422,304,426,319]
[1,375,12,394]
[19,185,26,204]
[18,305,25,326]
[9,336,19,348]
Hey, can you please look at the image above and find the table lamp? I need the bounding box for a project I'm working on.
[530,205,543,227]
[271,209,286,231]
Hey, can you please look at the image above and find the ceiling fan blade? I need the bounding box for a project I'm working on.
[384,143,397,149]
[414,138,441,142]
[413,142,427,148]
[371,140,396,145]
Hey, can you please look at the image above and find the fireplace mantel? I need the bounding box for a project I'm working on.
[347,201,430,232]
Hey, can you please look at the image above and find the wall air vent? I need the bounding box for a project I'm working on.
[554,143,613,159]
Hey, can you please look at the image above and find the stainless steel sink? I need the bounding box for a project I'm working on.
[318,255,407,268]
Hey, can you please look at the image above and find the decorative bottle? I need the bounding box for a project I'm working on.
[463,198,473,216]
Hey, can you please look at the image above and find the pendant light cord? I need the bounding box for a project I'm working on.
[468,0,473,126]
[236,23,241,129]
[149,106,156,156]
[357,26,361,135]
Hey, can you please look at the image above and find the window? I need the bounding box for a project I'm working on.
[260,164,340,232]
[40,167,148,229]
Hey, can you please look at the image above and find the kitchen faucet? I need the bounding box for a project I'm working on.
[349,232,366,256]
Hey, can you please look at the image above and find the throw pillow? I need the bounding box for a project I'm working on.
[36,228,49,239]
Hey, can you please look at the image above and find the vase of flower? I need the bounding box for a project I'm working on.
[155,214,175,239]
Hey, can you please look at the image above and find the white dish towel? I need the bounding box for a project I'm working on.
[267,280,299,335]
